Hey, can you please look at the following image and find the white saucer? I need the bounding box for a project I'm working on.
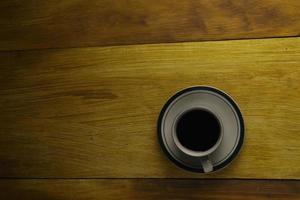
[157,86,245,173]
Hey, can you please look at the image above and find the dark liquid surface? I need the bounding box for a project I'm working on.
[176,109,221,152]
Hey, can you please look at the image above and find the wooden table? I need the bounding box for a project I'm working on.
[1,1,300,199]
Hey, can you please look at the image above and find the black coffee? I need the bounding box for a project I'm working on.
[176,109,221,152]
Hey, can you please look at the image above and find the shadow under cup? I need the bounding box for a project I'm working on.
[175,109,221,153]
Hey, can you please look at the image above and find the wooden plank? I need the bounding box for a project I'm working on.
[0,179,299,200]
[1,0,300,51]
[0,37,300,179]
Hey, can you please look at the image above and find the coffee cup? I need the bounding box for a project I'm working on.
[172,108,223,172]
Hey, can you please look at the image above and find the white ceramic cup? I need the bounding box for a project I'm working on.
[172,108,223,173]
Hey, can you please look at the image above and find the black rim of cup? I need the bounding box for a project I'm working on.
[157,86,245,173]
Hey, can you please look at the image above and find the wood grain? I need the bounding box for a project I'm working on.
[1,0,300,51]
[0,179,299,200]
[0,37,300,179]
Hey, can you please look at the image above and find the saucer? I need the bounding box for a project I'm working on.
[157,86,245,173]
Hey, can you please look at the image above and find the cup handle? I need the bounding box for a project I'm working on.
[200,157,213,173]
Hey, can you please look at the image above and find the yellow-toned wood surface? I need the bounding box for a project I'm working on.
[1,179,299,200]
[0,37,300,179]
